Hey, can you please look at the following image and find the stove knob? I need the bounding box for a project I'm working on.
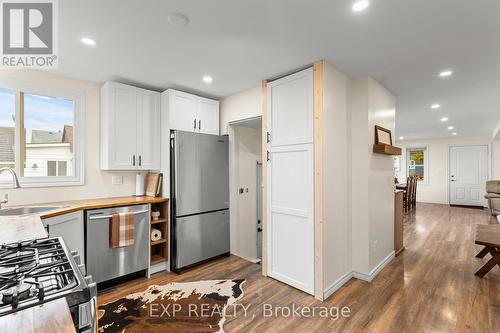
[72,252,81,265]
[78,263,86,276]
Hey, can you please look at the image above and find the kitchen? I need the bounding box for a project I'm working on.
[1,1,499,333]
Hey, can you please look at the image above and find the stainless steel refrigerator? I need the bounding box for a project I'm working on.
[170,130,229,273]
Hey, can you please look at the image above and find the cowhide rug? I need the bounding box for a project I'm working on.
[97,279,245,333]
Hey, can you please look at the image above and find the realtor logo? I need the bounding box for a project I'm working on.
[1,0,58,68]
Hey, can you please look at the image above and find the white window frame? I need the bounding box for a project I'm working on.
[406,146,429,185]
[0,77,85,188]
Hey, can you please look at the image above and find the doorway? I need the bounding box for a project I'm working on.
[449,145,489,207]
[227,116,263,263]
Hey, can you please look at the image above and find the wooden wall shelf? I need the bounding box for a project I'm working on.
[373,144,402,156]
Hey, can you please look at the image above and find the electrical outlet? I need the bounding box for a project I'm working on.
[112,176,123,185]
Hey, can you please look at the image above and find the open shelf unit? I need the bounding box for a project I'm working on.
[150,199,169,265]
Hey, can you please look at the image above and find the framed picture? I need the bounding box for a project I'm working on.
[374,125,393,145]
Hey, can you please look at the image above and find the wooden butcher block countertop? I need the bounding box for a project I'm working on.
[31,196,169,219]
[0,298,76,333]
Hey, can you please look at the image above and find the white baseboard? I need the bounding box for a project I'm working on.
[324,271,353,300]
[231,252,260,264]
[353,251,395,282]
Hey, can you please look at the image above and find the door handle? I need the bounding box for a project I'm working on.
[198,120,201,131]
[88,209,149,220]
[132,155,136,166]
[193,119,197,130]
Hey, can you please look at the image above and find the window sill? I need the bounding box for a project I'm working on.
[0,179,84,189]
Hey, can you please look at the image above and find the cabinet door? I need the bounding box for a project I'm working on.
[42,211,85,264]
[103,82,138,169]
[137,88,161,170]
[168,90,197,132]
[196,97,219,135]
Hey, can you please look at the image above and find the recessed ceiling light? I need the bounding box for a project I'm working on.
[439,70,453,77]
[352,0,370,12]
[440,117,449,122]
[431,104,441,109]
[399,136,404,140]
[80,37,96,46]
[452,132,457,136]
[447,126,454,130]
[167,13,190,26]
[202,75,213,83]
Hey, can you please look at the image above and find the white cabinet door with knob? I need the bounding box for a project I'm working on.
[137,88,161,170]
[196,97,219,135]
[101,81,160,170]
[42,211,85,264]
[167,90,198,132]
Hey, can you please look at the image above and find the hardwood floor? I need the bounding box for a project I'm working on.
[98,203,500,332]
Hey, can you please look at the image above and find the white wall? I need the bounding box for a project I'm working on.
[322,62,352,291]
[494,140,500,179]
[0,70,138,205]
[220,86,261,135]
[231,126,261,261]
[351,77,396,275]
[396,136,497,205]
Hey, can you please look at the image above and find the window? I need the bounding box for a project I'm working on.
[0,80,84,187]
[407,147,428,183]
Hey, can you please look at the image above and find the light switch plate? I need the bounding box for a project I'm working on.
[112,176,123,185]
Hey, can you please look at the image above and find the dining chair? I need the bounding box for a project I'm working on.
[404,176,412,213]
[411,176,418,209]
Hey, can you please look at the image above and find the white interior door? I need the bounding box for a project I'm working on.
[449,145,488,206]
[267,68,314,295]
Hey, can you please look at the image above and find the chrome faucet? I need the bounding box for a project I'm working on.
[0,168,20,209]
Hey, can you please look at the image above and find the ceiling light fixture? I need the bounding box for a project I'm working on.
[167,13,190,26]
[80,37,96,46]
[202,75,213,83]
[447,126,454,130]
[439,70,453,77]
[431,104,441,109]
[440,117,449,122]
[452,132,457,136]
[352,0,370,12]
[399,136,404,140]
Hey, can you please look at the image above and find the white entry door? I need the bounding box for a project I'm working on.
[449,145,488,206]
[267,68,314,295]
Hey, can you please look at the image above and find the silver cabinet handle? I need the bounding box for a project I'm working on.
[198,120,201,130]
[132,155,136,166]
[139,155,142,166]
[193,119,196,130]
[88,209,149,220]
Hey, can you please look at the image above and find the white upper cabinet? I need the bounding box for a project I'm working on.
[196,97,220,135]
[168,90,198,132]
[164,89,219,135]
[101,81,160,170]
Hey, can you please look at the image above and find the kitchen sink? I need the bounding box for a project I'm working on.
[0,206,64,216]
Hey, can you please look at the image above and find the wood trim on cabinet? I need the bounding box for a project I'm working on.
[261,80,268,277]
[313,60,324,301]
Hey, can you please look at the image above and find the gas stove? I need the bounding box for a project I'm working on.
[0,237,96,332]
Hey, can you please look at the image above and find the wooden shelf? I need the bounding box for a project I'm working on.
[150,254,167,265]
[373,143,402,156]
[151,218,167,225]
[151,238,167,246]
[150,201,169,265]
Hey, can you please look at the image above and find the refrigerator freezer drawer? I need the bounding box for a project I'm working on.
[175,210,229,269]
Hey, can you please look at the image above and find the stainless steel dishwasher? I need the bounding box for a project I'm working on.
[85,205,149,284]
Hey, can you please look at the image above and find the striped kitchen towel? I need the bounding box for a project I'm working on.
[109,212,135,248]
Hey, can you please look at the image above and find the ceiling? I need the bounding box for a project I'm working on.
[55,0,500,140]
